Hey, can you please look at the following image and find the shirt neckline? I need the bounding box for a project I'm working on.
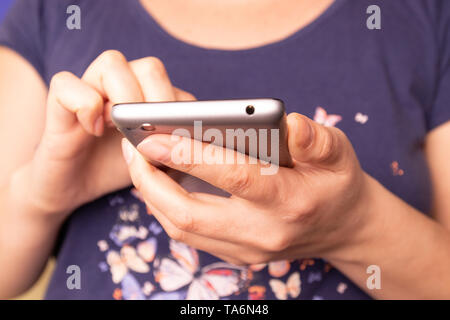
[130,0,347,56]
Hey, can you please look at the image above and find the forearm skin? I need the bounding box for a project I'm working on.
[0,164,65,299]
[326,174,450,299]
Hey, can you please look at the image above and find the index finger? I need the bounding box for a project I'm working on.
[82,50,144,123]
[136,133,287,202]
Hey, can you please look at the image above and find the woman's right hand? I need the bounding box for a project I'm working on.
[20,50,194,217]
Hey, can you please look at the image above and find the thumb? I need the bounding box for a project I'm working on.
[287,113,349,167]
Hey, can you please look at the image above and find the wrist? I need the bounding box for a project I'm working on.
[322,172,384,267]
[8,163,70,225]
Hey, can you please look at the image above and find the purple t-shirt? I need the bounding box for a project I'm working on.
[1,0,450,300]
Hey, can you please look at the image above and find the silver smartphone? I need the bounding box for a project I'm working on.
[111,98,292,167]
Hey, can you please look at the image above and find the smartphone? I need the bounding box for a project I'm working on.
[111,98,293,167]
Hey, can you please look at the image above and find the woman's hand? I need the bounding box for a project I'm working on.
[17,50,194,217]
[121,110,373,265]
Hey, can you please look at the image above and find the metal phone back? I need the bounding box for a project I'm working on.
[111,98,292,167]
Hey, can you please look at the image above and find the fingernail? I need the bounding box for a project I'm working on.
[121,139,134,164]
[138,140,171,163]
[94,115,104,136]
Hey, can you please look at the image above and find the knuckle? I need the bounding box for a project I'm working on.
[49,71,73,91]
[340,170,356,189]
[173,207,195,233]
[50,72,102,115]
[223,166,252,195]
[284,199,316,223]
[141,56,167,77]
[262,233,292,253]
[99,50,127,67]
[74,91,103,115]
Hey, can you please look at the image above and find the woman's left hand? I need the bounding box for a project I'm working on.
[121,113,373,265]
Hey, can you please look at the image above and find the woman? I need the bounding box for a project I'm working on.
[0,0,449,300]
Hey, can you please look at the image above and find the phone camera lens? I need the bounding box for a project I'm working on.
[246,105,255,115]
[140,123,155,131]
